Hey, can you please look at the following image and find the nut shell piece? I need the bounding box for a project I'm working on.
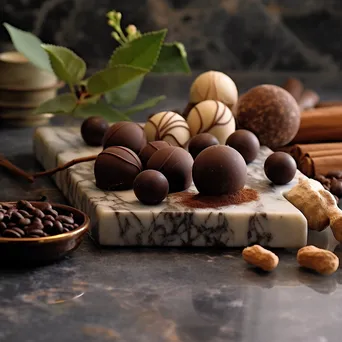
[242,245,279,271]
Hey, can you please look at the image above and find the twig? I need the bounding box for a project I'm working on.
[0,155,34,183]
[33,154,98,178]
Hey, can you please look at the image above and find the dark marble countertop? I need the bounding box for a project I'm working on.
[0,74,342,342]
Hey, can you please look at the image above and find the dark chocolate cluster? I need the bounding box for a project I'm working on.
[0,201,78,238]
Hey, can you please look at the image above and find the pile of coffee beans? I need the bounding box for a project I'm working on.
[0,200,79,238]
[315,171,342,200]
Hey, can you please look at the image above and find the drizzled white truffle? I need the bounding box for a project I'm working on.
[187,100,235,144]
[189,71,238,109]
[144,111,191,147]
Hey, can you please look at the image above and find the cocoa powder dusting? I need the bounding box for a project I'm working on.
[170,188,259,209]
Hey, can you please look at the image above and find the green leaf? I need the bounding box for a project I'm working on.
[109,29,167,70]
[87,65,148,95]
[34,93,77,115]
[123,95,166,116]
[3,23,53,73]
[104,75,144,106]
[41,44,86,84]
[152,42,191,73]
[74,102,130,122]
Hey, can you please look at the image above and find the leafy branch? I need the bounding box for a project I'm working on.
[3,10,191,122]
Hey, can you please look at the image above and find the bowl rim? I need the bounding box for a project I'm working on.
[0,201,90,244]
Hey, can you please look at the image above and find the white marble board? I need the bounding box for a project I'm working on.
[33,126,309,248]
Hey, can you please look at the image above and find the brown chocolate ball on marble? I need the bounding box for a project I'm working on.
[192,145,247,196]
[138,141,171,167]
[133,170,169,205]
[147,146,193,193]
[188,133,219,160]
[81,116,109,146]
[94,146,142,190]
[264,152,297,185]
[236,85,300,149]
[226,129,260,164]
[102,121,147,154]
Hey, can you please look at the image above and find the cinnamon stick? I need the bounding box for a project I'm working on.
[282,77,304,102]
[287,143,342,161]
[298,154,342,178]
[291,106,342,144]
[298,89,320,110]
[33,155,97,178]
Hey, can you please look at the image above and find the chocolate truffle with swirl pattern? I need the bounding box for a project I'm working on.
[187,100,235,144]
[144,111,191,147]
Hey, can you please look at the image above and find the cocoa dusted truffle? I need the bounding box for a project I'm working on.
[102,121,147,154]
[81,116,109,146]
[138,141,171,167]
[236,85,300,149]
[94,146,142,190]
[147,146,193,193]
[226,129,260,164]
[264,152,297,185]
[133,170,169,205]
[188,133,219,160]
[193,145,247,196]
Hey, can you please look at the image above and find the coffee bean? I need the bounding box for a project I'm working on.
[0,222,6,233]
[18,218,31,226]
[2,215,10,223]
[0,209,6,214]
[18,210,31,218]
[32,217,42,224]
[12,227,25,237]
[28,234,40,238]
[43,220,54,232]
[44,215,55,222]
[0,212,4,221]
[11,211,24,222]
[53,221,63,234]
[25,222,44,232]
[7,208,16,216]
[63,223,74,231]
[326,170,342,179]
[27,229,45,237]
[330,178,342,197]
[16,200,34,211]
[31,208,45,219]
[45,208,58,218]
[315,174,326,183]
[40,202,52,212]
[3,229,21,238]
[62,228,69,233]
[74,224,79,229]
[56,215,74,225]
[7,222,16,228]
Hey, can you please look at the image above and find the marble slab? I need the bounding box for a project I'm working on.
[33,126,308,247]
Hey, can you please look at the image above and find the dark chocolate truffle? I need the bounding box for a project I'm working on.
[133,170,169,205]
[226,129,260,164]
[188,133,219,160]
[192,145,247,196]
[147,146,193,193]
[237,85,300,148]
[81,116,109,146]
[138,141,171,167]
[94,146,142,190]
[264,152,296,185]
[102,121,147,154]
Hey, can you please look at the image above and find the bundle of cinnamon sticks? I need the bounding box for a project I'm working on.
[280,78,342,178]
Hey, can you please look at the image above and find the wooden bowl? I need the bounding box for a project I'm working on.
[0,51,57,90]
[0,202,90,265]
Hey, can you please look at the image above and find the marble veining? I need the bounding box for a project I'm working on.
[34,126,308,247]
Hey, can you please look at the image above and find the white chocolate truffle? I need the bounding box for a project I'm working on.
[187,100,235,144]
[190,71,238,109]
[144,111,191,147]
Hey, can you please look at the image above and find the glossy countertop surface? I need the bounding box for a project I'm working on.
[0,73,342,342]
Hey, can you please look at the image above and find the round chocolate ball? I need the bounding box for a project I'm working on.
[147,146,193,193]
[138,141,171,167]
[133,170,169,205]
[226,129,260,164]
[237,85,300,149]
[264,152,297,185]
[102,121,147,154]
[188,133,219,160]
[81,116,109,146]
[193,145,247,196]
[94,146,142,190]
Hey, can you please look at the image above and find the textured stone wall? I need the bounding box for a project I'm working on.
[1,0,341,72]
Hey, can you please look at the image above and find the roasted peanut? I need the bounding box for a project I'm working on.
[242,245,279,271]
[297,245,339,275]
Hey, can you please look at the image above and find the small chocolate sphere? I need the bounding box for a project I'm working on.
[226,129,260,164]
[94,146,142,190]
[81,116,109,146]
[147,146,193,193]
[102,121,147,154]
[264,152,297,185]
[237,85,300,148]
[188,133,219,160]
[133,170,169,205]
[138,141,171,167]
[193,145,247,196]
